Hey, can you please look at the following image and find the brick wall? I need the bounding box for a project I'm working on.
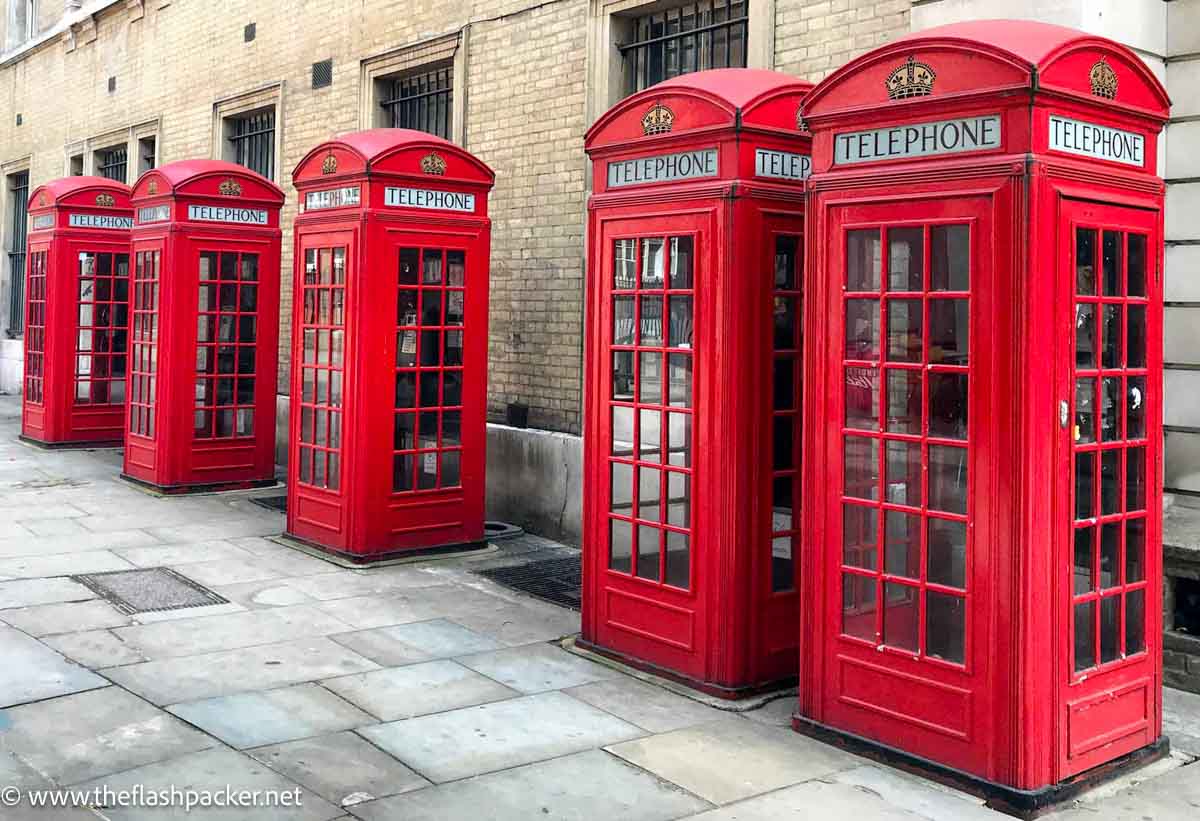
[774,0,910,81]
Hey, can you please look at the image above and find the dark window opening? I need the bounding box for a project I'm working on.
[381,63,452,140]
[1175,577,1200,636]
[138,136,157,174]
[228,108,276,180]
[619,0,748,95]
[6,171,29,336]
[97,146,128,183]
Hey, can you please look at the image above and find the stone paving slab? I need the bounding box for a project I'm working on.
[0,625,108,707]
[322,660,519,721]
[21,517,93,538]
[0,599,130,636]
[0,530,162,559]
[168,683,376,749]
[328,618,504,667]
[315,593,448,631]
[683,779,926,820]
[75,747,343,821]
[249,731,430,809]
[360,691,645,783]
[349,748,712,821]
[283,569,447,601]
[457,641,622,694]
[102,637,381,705]
[1163,686,1200,757]
[565,676,729,733]
[606,718,862,806]
[41,628,149,668]
[1042,760,1200,820]
[111,604,355,660]
[832,765,999,820]
[0,550,135,580]
[0,577,96,609]
[0,686,216,785]
[114,541,259,568]
[165,558,288,588]
[212,579,319,610]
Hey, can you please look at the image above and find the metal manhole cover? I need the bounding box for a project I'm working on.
[478,556,582,611]
[73,567,229,615]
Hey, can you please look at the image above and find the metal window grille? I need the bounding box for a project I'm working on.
[7,171,29,336]
[230,109,276,180]
[619,0,748,94]
[381,64,453,140]
[140,137,157,172]
[97,146,128,182]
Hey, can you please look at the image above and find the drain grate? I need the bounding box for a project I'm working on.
[479,556,582,611]
[250,494,287,513]
[73,567,229,615]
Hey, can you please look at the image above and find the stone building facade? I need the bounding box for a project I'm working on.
[0,0,1194,544]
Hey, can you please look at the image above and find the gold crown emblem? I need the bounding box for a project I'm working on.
[95,193,115,207]
[795,106,808,132]
[641,102,674,136]
[885,56,936,100]
[147,180,158,195]
[322,153,338,174]
[1089,58,1118,100]
[218,178,242,197]
[420,152,447,175]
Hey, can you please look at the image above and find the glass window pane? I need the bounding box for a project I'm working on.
[886,369,921,434]
[666,530,689,589]
[613,297,635,345]
[1074,601,1095,672]
[1102,304,1122,369]
[638,352,662,404]
[446,250,465,286]
[886,299,922,362]
[1076,452,1095,520]
[636,525,660,580]
[928,372,968,440]
[1102,230,1122,296]
[887,227,923,291]
[774,417,794,471]
[931,225,969,291]
[842,573,877,642]
[928,445,967,515]
[1100,522,1120,590]
[421,290,442,326]
[1127,446,1146,512]
[1076,304,1097,369]
[844,436,879,501]
[442,411,461,448]
[884,583,919,652]
[392,453,414,491]
[394,412,415,450]
[668,354,692,407]
[771,536,793,592]
[845,367,879,431]
[669,236,693,289]
[1074,526,1095,594]
[1100,595,1119,664]
[1127,234,1146,297]
[1126,518,1145,582]
[843,504,877,570]
[885,440,920,508]
[666,470,689,528]
[1127,376,1146,439]
[929,299,968,365]
[397,331,416,366]
[443,371,462,406]
[638,467,661,522]
[669,297,693,348]
[444,330,464,366]
[928,517,967,589]
[639,295,663,346]
[1101,377,1120,441]
[441,450,461,488]
[773,358,796,411]
[641,238,664,287]
[1100,449,1120,516]
[419,372,439,407]
[884,511,920,579]
[611,406,635,457]
[774,235,797,289]
[399,248,419,285]
[1126,589,1145,655]
[926,591,965,664]
[422,249,443,284]
[846,229,881,291]
[846,299,880,360]
[1076,228,1097,295]
[1075,378,1095,444]
[639,409,661,463]
[774,297,798,350]
[610,519,632,573]
[1126,305,1146,369]
[395,372,416,408]
[612,351,634,401]
[614,239,637,289]
[610,462,633,515]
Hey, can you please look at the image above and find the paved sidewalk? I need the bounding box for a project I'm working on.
[0,396,1196,820]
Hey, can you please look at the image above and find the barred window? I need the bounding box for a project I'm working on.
[228,108,276,180]
[6,171,29,336]
[620,0,748,95]
[381,63,452,140]
[97,146,128,183]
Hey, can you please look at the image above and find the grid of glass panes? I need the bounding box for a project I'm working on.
[620,0,747,94]
[840,224,971,665]
[771,235,802,592]
[382,64,453,140]
[23,251,47,403]
[1071,228,1150,674]
[608,236,695,589]
[194,252,259,439]
[393,248,465,492]
[129,250,160,437]
[74,252,129,405]
[297,247,345,490]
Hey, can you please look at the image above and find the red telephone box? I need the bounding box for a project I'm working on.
[286,130,494,560]
[581,69,813,696]
[21,177,133,448]
[122,161,284,493]
[795,21,1170,809]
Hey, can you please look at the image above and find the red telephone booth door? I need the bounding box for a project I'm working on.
[819,195,998,775]
[591,212,705,680]
[1057,199,1161,779]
